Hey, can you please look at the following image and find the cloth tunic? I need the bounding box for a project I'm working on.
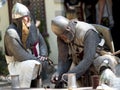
[4,22,48,88]
[57,21,118,81]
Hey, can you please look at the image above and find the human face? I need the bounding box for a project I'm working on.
[59,26,74,43]
[22,16,31,27]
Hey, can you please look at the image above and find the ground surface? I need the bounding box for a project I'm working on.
[0,64,57,89]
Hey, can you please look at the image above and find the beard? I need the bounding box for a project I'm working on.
[63,39,71,43]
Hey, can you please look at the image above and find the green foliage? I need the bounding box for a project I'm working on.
[0,51,9,75]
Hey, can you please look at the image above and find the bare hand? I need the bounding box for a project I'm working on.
[51,72,59,84]
[38,56,47,61]
[69,6,75,10]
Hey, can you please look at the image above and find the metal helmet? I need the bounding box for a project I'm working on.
[51,16,69,36]
[12,3,30,19]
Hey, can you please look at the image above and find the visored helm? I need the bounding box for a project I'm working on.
[51,16,69,36]
[51,16,75,42]
[12,3,30,19]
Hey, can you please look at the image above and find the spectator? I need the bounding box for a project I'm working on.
[64,0,81,20]
[64,0,98,23]
[96,0,114,28]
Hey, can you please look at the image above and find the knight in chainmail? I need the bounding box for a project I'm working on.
[50,16,119,88]
[4,3,48,88]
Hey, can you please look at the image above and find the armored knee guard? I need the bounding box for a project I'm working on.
[93,54,118,74]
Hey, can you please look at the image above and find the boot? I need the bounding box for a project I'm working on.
[30,78,38,88]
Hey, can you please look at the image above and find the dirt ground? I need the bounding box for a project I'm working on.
[0,64,57,89]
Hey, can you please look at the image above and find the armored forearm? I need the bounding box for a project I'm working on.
[68,30,101,79]
[38,31,48,56]
[57,37,72,75]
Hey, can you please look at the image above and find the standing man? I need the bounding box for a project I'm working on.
[50,16,118,88]
[4,3,48,88]
[64,0,83,20]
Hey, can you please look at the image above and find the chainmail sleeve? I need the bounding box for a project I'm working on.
[57,37,72,75]
[37,30,48,56]
[4,29,38,61]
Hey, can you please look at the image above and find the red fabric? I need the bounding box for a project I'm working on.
[32,41,39,57]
